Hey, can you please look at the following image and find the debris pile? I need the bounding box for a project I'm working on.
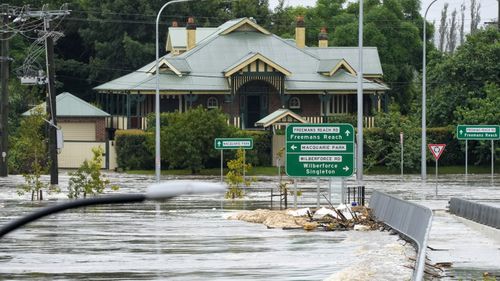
[227,205,382,231]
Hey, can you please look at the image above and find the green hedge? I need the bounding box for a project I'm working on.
[237,130,272,166]
[114,130,154,170]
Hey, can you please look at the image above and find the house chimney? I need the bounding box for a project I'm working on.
[318,27,328,48]
[186,17,196,50]
[171,20,178,27]
[295,16,305,48]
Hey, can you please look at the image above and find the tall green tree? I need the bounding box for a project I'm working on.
[427,28,500,127]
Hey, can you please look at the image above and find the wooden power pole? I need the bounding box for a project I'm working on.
[0,6,10,177]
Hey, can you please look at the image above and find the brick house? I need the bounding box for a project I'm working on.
[94,17,388,131]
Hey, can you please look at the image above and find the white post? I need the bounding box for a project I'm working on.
[435,160,438,197]
[155,0,194,182]
[421,0,439,182]
[328,178,332,204]
[220,150,223,183]
[316,178,320,208]
[465,140,468,177]
[293,179,298,208]
[492,140,495,180]
[356,0,364,183]
[400,132,404,179]
[341,178,345,204]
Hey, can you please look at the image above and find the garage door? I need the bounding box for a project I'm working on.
[59,142,106,169]
[59,122,96,141]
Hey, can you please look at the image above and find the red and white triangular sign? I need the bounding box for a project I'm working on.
[428,144,446,160]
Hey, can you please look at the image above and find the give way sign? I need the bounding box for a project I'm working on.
[428,144,446,160]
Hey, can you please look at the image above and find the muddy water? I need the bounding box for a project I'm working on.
[0,173,414,280]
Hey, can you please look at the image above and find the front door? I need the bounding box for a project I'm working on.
[246,95,261,128]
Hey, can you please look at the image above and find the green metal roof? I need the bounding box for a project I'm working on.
[255,109,307,128]
[306,47,383,76]
[166,27,218,49]
[23,92,110,117]
[95,18,388,93]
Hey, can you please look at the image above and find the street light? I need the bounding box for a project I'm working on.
[0,181,226,238]
[155,0,195,182]
[421,0,438,181]
[356,0,364,182]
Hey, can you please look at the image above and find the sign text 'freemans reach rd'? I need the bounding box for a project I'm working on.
[286,124,354,177]
[457,125,500,140]
[214,138,253,150]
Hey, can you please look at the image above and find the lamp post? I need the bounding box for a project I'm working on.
[356,0,364,182]
[421,0,438,181]
[155,0,194,182]
[0,181,226,238]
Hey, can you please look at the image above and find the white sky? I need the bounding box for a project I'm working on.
[269,0,498,28]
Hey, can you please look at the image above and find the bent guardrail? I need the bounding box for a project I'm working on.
[370,191,433,281]
[449,198,500,229]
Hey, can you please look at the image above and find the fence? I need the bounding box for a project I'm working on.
[369,191,433,281]
[449,198,500,229]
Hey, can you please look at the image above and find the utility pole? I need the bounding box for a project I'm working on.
[0,5,10,177]
[44,16,58,185]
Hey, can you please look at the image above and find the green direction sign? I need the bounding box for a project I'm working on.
[214,138,253,150]
[457,125,500,140]
[285,123,355,177]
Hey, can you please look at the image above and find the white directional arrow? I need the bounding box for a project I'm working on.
[343,166,349,171]
[290,145,297,150]
[345,130,351,136]
[217,141,221,146]
[459,130,463,135]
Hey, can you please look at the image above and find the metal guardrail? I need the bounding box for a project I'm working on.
[370,191,433,281]
[449,198,500,229]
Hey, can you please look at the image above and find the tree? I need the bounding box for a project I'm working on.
[159,107,235,173]
[68,146,118,199]
[455,83,500,125]
[12,108,52,200]
[438,3,448,52]
[447,9,458,53]
[365,104,420,171]
[427,28,500,127]
[470,0,481,33]
[327,0,423,113]
[459,2,466,45]
[225,148,253,199]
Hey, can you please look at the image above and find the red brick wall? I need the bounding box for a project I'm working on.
[58,117,107,141]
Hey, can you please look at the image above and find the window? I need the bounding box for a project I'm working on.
[289,97,301,109]
[207,97,219,109]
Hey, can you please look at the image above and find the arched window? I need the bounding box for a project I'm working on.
[289,97,301,109]
[207,97,219,109]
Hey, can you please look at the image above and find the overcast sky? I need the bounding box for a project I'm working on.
[269,0,498,29]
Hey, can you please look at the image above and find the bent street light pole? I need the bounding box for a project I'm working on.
[156,0,193,182]
[422,0,438,181]
[356,0,364,182]
[0,181,226,238]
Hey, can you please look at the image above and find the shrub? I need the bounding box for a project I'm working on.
[68,146,119,199]
[115,129,154,170]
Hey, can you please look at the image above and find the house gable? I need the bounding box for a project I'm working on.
[220,18,271,35]
[318,59,357,76]
[224,52,291,77]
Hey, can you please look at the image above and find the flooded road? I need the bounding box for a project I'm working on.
[0,173,413,280]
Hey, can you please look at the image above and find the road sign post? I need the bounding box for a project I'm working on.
[214,138,253,183]
[457,125,499,179]
[400,132,404,179]
[428,144,446,197]
[285,124,355,177]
